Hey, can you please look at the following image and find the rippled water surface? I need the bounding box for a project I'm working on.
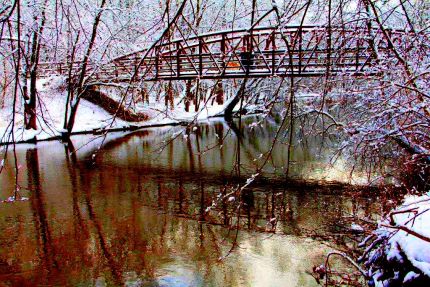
[0,117,380,286]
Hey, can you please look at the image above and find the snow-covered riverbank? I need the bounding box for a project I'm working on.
[0,76,243,144]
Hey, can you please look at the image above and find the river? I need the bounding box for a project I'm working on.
[0,116,382,286]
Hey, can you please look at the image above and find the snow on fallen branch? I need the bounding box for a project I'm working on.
[360,194,430,286]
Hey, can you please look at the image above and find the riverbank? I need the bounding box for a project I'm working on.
[0,76,256,146]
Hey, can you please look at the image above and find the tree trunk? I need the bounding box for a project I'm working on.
[24,0,47,130]
[66,0,107,134]
[165,81,174,110]
[224,79,247,121]
[215,81,224,105]
[185,79,193,112]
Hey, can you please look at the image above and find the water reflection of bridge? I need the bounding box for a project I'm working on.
[64,117,380,235]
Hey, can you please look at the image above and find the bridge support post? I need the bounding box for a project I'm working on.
[155,47,159,79]
[270,32,275,75]
[355,38,360,71]
[176,42,181,77]
[298,29,303,74]
[198,37,203,76]
[221,33,226,73]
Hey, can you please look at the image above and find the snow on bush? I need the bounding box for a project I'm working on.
[360,194,430,286]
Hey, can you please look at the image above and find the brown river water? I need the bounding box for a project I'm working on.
[0,116,382,286]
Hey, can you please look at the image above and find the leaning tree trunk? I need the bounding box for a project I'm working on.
[66,0,107,134]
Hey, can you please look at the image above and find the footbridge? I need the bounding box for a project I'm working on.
[39,25,403,83]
